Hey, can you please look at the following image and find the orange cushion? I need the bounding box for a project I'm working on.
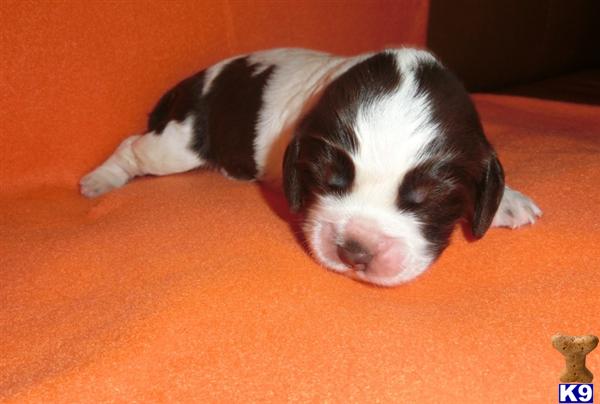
[2,89,599,401]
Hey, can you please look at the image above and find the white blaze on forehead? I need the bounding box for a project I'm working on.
[351,50,440,206]
[392,48,440,71]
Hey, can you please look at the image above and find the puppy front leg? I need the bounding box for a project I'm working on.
[491,185,542,229]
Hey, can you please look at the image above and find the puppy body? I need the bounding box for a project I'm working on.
[81,48,541,286]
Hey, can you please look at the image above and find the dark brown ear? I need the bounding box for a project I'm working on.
[282,136,304,212]
[471,153,505,238]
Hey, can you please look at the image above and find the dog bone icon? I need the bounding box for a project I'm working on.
[552,333,598,383]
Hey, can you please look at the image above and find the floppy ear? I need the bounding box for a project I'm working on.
[471,152,505,238]
[282,136,304,212]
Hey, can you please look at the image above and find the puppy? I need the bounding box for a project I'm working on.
[80,48,541,286]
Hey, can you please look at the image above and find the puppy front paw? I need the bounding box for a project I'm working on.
[492,186,542,229]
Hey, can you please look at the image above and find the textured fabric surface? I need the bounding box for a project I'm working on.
[2,89,599,402]
[2,1,600,403]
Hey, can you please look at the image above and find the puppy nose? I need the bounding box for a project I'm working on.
[337,239,372,270]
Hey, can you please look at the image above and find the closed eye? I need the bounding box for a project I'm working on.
[399,182,438,209]
[295,137,355,196]
[398,173,459,211]
[405,186,429,205]
[325,169,349,191]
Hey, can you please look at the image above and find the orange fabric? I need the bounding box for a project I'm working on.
[2,2,600,403]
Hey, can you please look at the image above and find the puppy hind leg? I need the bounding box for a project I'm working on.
[80,135,143,198]
[80,118,205,198]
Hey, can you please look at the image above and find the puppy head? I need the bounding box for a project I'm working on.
[283,49,504,286]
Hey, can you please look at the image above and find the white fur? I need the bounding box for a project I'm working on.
[492,186,542,228]
[252,49,341,176]
[251,49,373,179]
[80,135,142,198]
[305,195,433,286]
[392,47,439,72]
[80,117,202,197]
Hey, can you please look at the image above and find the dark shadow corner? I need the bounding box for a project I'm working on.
[426,0,600,105]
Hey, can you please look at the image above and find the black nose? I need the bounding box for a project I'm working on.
[337,239,372,271]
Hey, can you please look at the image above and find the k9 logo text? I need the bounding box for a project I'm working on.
[559,384,594,403]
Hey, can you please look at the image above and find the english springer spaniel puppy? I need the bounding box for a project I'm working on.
[80,48,541,286]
